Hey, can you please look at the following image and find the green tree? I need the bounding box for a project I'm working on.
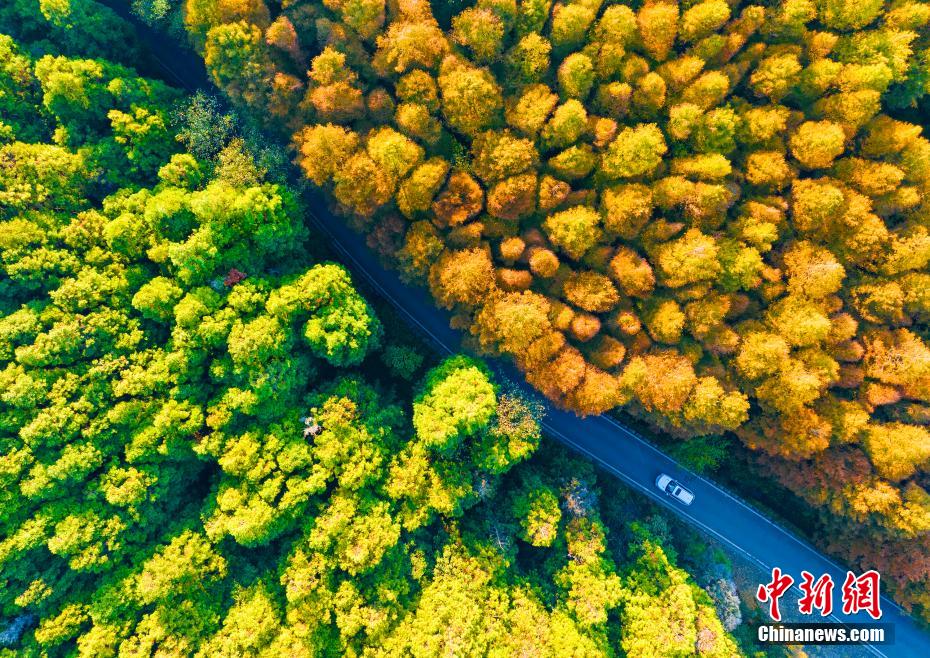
[412,356,498,452]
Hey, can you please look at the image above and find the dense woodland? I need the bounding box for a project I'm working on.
[151,0,930,623]
[0,2,752,656]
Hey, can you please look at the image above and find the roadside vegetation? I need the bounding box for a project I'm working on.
[157,0,930,623]
[0,4,752,656]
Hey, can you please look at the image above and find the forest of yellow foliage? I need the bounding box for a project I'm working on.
[183,0,930,619]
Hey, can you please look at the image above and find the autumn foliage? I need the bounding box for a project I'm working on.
[184,0,930,619]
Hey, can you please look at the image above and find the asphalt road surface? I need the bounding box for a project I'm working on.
[95,3,930,654]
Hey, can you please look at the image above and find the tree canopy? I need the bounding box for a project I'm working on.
[0,6,745,656]
[175,0,930,621]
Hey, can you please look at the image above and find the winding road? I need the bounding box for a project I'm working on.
[98,3,930,654]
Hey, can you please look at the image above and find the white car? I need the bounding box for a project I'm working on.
[656,474,695,506]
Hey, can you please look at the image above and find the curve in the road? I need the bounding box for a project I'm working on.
[92,4,930,655]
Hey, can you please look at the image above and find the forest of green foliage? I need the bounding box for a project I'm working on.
[0,2,755,656]
[154,0,930,623]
